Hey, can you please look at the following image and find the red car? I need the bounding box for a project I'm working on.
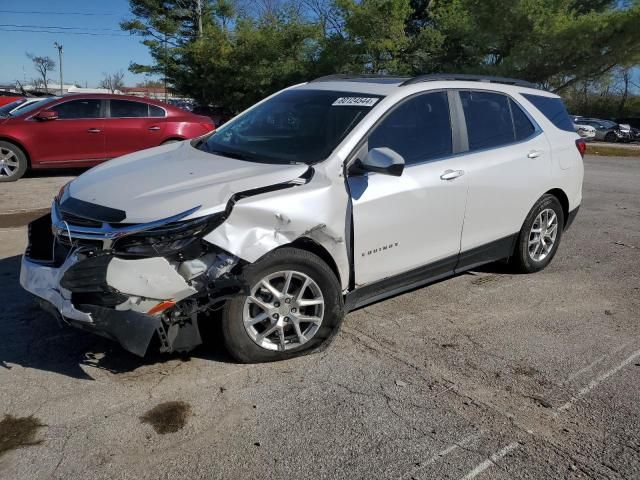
[0,94,215,181]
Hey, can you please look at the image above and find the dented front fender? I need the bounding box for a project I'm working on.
[203,172,351,290]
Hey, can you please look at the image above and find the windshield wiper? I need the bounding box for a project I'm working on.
[206,149,254,161]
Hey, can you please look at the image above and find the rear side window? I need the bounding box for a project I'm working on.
[110,100,149,118]
[460,91,514,150]
[368,91,452,165]
[149,105,165,117]
[510,99,536,141]
[521,93,574,132]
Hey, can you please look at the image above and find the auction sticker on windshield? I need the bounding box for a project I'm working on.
[332,97,379,107]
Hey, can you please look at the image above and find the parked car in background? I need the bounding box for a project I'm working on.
[0,97,52,117]
[574,122,596,141]
[0,92,24,107]
[616,117,640,130]
[0,94,215,181]
[572,117,627,143]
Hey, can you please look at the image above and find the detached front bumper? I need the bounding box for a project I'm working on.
[20,254,167,356]
[20,208,240,357]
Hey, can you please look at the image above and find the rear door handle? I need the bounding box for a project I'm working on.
[440,169,465,181]
[87,128,101,133]
[148,126,161,131]
[527,150,542,159]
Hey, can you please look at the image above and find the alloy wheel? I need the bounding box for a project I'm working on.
[243,270,324,351]
[0,147,19,178]
[528,208,558,262]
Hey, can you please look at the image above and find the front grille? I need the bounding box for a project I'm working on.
[59,210,102,228]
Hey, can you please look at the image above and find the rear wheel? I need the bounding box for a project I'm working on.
[222,248,343,363]
[510,194,564,273]
[0,141,27,182]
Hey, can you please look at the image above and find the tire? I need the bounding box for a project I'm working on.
[510,194,565,274]
[604,132,617,143]
[222,247,344,363]
[0,141,28,182]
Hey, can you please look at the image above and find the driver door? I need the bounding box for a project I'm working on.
[348,91,468,286]
[30,98,106,165]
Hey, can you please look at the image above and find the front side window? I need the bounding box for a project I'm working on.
[198,89,382,164]
[367,91,452,165]
[110,100,149,118]
[461,91,514,151]
[54,99,102,119]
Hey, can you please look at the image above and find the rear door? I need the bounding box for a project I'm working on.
[348,91,469,286]
[104,99,166,158]
[30,98,106,164]
[455,90,552,267]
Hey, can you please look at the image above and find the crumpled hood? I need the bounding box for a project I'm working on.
[68,141,309,223]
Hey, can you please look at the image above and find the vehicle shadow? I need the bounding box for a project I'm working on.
[0,255,234,381]
[23,168,88,179]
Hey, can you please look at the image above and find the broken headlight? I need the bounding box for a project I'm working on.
[114,213,225,257]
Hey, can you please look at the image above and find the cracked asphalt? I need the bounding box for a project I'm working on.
[1,155,639,479]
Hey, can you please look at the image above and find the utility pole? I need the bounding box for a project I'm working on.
[197,0,203,37]
[54,42,63,95]
[164,34,168,102]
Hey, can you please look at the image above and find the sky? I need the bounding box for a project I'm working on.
[0,0,155,87]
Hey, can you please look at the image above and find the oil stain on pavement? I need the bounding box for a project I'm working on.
[0,414,45,457]
[140,401,191,434]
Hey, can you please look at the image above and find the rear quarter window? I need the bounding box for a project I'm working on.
[521,93,574,132]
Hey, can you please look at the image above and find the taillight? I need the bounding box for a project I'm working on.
[201,122,215,132]
[575,139,586,158]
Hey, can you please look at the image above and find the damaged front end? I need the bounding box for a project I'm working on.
[20,198,244,357]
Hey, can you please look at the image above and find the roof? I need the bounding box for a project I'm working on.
[55,93,173,106]
[298,73,550,97]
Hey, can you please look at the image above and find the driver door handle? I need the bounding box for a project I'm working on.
[527,150,542,159]
[148,126,161,131]
[87,128,101,133]
[440,169,465,181]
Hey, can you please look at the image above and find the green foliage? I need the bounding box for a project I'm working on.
[122,0,640,112]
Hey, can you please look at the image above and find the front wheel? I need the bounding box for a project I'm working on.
[604,132,617,143]
[222,248,344,363]
[0,141,28,182]
[510,194,565,273]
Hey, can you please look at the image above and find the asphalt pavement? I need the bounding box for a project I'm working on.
[0,155,638,479]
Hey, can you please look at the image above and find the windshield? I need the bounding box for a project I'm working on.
[197,89,383,164]
[0,99,26,117]
[12,97,58,117]
[601,120,617,128]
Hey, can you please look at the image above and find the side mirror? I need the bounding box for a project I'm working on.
[35,110,58,121]
[351,147,405,177]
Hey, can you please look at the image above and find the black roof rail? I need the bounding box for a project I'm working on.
[401,73,540,89]
[309,74,410,83]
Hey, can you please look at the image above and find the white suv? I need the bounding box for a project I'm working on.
[20,74,584,362]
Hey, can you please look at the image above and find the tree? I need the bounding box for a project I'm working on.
[100,70,126,93]
[26,53,55,93]
[122,0,640,110]
[405,0,640,92]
